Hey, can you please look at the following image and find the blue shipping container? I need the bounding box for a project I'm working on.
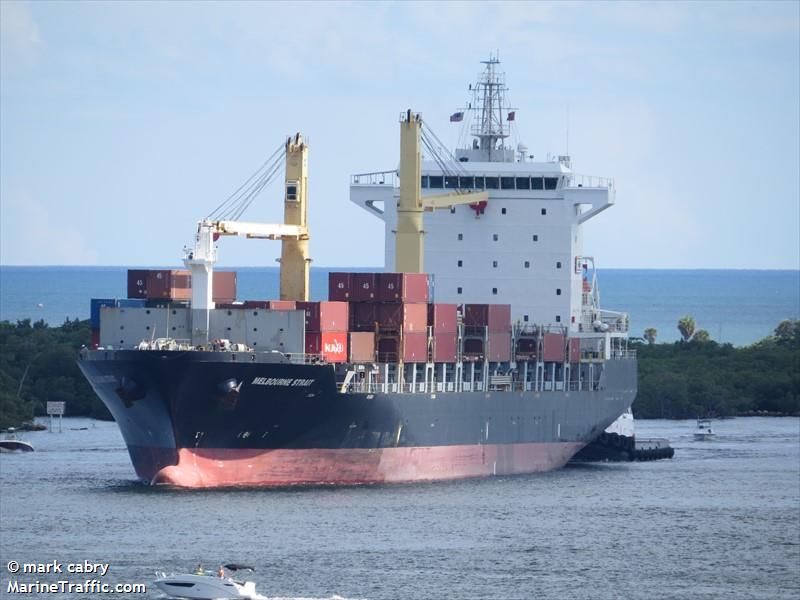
[90,299,116,328]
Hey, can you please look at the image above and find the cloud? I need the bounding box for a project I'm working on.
[0,1,43,67]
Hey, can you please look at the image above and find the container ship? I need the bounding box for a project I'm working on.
[78,58,637,488]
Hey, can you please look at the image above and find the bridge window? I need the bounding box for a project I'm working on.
[532,177,544,190]
[460,176,475,188]
[493,234,499,241]
[485,177,499,189]
[492,260,498,268]
[544,177,559,190]
[524,260,530,268]
[492,288,498,295]
[556,261,562,269]
[474,176,485,189]
[445,176,458,189]
[421,176,429,188]
[541,208,547,215]
[500,177,515,189]
[556,315,561,322]
[457,287,463,294]
[556,289,562,295]
[524,315,529,322]
[532,235,538,242]
[458,260,463,267]
[516,177,530,189]
[501,207,507,215]
[429,176,444,188]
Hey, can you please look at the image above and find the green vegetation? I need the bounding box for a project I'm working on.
[635,320,800,418]
[0,318,797,429]
[0,319,109,430]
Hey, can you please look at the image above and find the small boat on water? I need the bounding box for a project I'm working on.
[0,428,35,453]
[153,564,264,600]
[694,418,716,441]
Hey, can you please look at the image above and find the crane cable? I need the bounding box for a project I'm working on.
[206,142,286,222]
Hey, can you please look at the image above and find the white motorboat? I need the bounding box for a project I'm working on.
[0,428,34,453]
[153,565,263,600]
[694,418,715,441]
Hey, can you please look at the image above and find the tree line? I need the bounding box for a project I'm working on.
[0,317,797,429]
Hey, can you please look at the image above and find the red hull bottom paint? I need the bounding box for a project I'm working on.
[150,442,585,488]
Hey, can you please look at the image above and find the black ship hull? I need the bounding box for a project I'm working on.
[78,350,636,487]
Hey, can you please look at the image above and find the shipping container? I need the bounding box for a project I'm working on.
[268,300,296,310]
[213,271,237,303]
[486,332,512,362]
[569,337,581,363]
[463,303,511,331]
[376,333,428,363]
[117,298,147,309]
[243,301,270,309]
[463,338,484,358]
[305,331,348,363]
[543,333,566,362]
[328,272,352,301]
[215,302,245,310]
[350,302,377,332]
[349,332,375,363]
[146,269,192,300]
[515,337,537,358]
[351,273,377,301]
[90,299,116,328]
[428,303,458,333]
[432,331,457,363]
[127,269,149,299]
[297,301,349,332]
[376,272,428,303]
[376,302,427,333]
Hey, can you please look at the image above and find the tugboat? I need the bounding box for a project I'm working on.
[694,418,715,441]
[0,428,34,453]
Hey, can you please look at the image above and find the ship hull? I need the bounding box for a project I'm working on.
[78,350,636,487]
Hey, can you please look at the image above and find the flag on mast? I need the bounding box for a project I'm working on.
[507,111,516,121]
[450,112,464,122]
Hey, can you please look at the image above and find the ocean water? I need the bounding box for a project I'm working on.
[0,417,798,599]
[1,267,798,346]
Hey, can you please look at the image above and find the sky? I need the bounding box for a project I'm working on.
[1,1,798,270]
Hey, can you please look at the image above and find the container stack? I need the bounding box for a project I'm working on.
[90,298,147,348]
[542,332,567,362]
[297,301,349,362]
[428,303,458,362]
[330,272,429,363]
[126,269,237,304]
[462,304,512,361]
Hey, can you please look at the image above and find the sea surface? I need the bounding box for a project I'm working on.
[1,267,799,346]
[0,417,798,599]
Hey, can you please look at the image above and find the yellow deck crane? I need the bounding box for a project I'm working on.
[396,110,488,273]
[184,134,311,345]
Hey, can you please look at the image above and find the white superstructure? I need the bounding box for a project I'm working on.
[350,57,628,339]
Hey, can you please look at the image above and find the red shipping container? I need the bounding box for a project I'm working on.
[127,269,149,299]
[349,332,375,363]
[428,303,457,333]
[298,301,349,332]
[569,338,581,363]
[213,271,237,303]
[487,332,511,362]
[328,272,352,301]
[147,269,192,300]
[377,303,427,333]
[463,304,511,331]
[305,331,348,362]
[376,333,428,363]
[350,302,377,332]
[91,328,100,349]
[351,273,377,301]
[432,332,457,362]
[543,333,566,362]
[268,300,296,310]
[376,272,429,303]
